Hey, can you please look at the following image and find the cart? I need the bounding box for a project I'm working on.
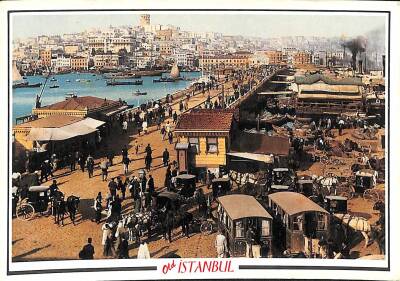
[16,186,51,220]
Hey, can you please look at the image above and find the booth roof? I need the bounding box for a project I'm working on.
[268,192,328,216]
[26,117,105,141]
[218,194,272,220]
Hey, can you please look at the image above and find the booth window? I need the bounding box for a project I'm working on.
[317,213,327,230]
[293,215,303,231]
[206,137,218,153]
[261,219,270,236]
[188,137,200,154]
[235,221,244,238]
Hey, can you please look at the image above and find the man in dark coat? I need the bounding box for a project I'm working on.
[145,153,152,171]
[162,149,170,167]
[147,175,155,194]
[79,237,95,259]
[118,236,129,259]
[108,178,117,197]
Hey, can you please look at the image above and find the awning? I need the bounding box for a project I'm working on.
[26,118,102,141]
[227,152,273,164]
[105,105,129,117]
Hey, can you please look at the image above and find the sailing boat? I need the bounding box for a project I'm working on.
[12,61,42,89]
[153,62,182,83]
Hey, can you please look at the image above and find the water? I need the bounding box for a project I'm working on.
[12,71,201,124]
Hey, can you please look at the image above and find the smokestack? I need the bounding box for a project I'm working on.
[382,55,385,77]
[358,60,363,74]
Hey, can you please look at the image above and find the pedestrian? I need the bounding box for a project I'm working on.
[161,125,166,140]
[165,121,171,136]
[86,155,94,178]
[102,223,113,257]
[215,229,227,258]
[246,226,256,258]
[107,150,114,166]
[118,236,129,259]
[122,156,130,176]
[165,165,172,191]
[78,153,85,172]
[122,145,128,159]
[79,237,95,260]
[142,120,148,134]
[173,111,178,124]
[162,148,170,167]
[100,159,109,181]
[108,178,117,197]
[145,153,152,171]
[147,174,155,194]
[120,179,126,200]
[145,143,152,157]
[168,131,173,144]
[122,120,128,134]
[94,192,103,224]
[140,174,147,193]
[133,140,140,156]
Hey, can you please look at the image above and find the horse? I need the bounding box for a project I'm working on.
[54,196,66,226]
[333,213,371,248]
[66,195,80,225]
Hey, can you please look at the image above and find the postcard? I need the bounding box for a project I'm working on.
[1,0,399,280]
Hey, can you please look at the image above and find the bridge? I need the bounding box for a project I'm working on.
[227,67,289,109]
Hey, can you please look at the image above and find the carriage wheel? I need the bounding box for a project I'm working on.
[200,220,213,235]
[16,203,35,220]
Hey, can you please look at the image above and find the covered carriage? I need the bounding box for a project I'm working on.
[355,169,377,193]
[175,174,196,198]
[217,194,273,257]
[267,192,329,255]
[15,186,51,220]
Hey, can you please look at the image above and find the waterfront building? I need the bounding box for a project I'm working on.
[293,51,312,66]
[88,36,134,55]
[39,49,52,67]
[174,50,195,68]
[294,74,364,116]
[32,96,126,120]
[71,56,88,71]
[199,53,250,71]
[93,53,119,68]
[174,109,235,173]
[51,55,71,72]
[249,51,270,66]
[265,50,284,65]
[64,45,80,55]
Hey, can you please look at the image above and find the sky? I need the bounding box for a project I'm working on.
[12,12,386,40]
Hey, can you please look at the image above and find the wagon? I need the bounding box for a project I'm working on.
[16,186,51,220]
[267,192,329,255]
[217,194,273,257]
[211,177,231,198]
[355,169,377,193]
[270,168,296,192]
[175,174,196,198]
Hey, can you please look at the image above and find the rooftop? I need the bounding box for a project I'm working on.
[268,192,328,216]
[15,115,83,129]
[38,96,120,111]
[295,74,363,86]
[175,109,235,132]
[218,194,272,220]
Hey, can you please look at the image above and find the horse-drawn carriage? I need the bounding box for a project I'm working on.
[269,168,296,193]
[217,194,273,257]
[175,174,196,198]
[267,191,330,256]
[211,177,231,198]
[14,186,51,220]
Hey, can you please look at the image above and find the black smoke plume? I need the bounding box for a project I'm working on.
[342,36,367,70]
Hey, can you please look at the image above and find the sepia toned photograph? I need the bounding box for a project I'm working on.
[3,1,398,279]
